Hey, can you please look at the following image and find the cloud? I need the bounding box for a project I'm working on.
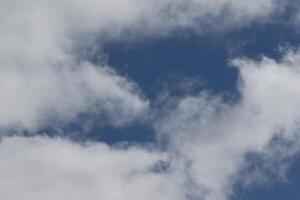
[0,136,184,200]
[1,1,300,200]
[0,61,148,130]
[154,49,300,200]
[0,0,286,131]
[150,0,279,33]
[0,0,152,130]
[1,49,300,200]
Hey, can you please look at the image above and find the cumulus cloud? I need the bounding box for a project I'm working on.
[0,61,148,130]
[1,1,300,200]
[1,50,300,200]
[0,0,285,131]
[155,49,300,200]
[0,0,150,130]
[0,136,183,200]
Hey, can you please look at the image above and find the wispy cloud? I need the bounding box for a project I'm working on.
[1,50,300,199]
[1,1,300,200]
[155,49,300,199]
[0,0,288,131]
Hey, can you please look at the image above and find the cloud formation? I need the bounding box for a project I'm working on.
[1,50,300,200]
[1,0,300,200]
[0,0,152,130]
[0,136,179,200]
[155,49,300,199]
[0,0,288,131]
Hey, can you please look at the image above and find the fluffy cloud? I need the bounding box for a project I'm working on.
[1,1,300,200]
[0,0,150,130]
[155,49,300,200]
[0,136,183,200]
[1,50,300,200]
[0,0,285,131]
[0,61,148,130]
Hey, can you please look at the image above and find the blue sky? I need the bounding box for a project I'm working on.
[1,1,300,200]
[99,18,300,200]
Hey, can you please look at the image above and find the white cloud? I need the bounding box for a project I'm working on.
[0,61,148,130]
[1,50,300,200]
[155,49,300,200]
[0,136,184,200]
[0,0,151,130]
[149,0,279,32]
[0,0,284,131]
[1,1,300,200]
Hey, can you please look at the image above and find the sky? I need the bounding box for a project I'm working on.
[1,0,300,200]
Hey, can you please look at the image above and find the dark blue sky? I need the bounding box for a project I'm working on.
[4,1,300,199]
[40,15,300,199]
[83,20,300,200]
